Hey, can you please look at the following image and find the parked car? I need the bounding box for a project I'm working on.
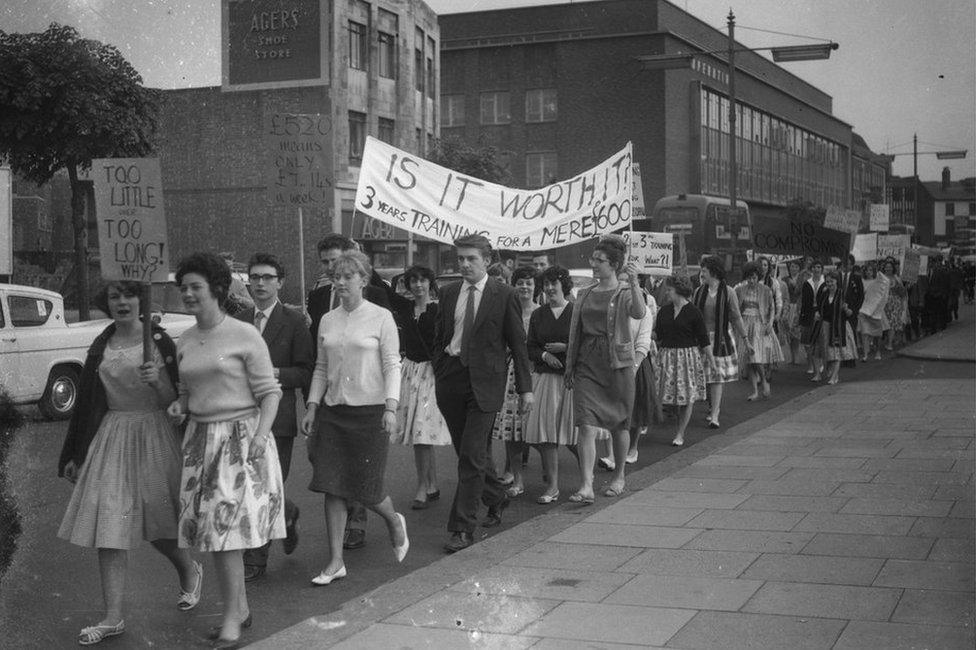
[0,283,194,420]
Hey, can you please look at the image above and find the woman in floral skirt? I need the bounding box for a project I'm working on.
[735,262,784,401]
[168,252,285,649]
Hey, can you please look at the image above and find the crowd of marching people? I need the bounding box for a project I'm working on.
[55,229,971,647]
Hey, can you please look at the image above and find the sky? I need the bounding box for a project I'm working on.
[2,0,974,182]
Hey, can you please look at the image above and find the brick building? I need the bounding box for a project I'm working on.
[439,0,882,266]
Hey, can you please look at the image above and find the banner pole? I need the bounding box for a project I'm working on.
[141,283,152,364]
[298,207,306,305]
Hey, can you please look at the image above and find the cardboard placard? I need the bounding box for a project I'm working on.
[265,112,333,206]
[869,204,890,232]
[852,233,878,264]
[749,214,850,259]
[623,231,673,275]
[824,205,861,234]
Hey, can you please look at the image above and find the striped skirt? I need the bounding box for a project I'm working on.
[703,331,739,384]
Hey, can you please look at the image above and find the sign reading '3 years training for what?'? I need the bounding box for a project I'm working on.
[355,137,634,251]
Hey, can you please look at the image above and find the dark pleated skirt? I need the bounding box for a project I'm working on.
[630,356,655,428]
[308,403,388,505]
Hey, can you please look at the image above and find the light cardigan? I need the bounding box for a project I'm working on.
[733,282,777,326]
[566,283,642,374]
[630,291,657,363]
[307,299,402,407]
[177,316,282,423]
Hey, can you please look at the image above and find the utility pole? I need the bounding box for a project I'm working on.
[727,10,739,257]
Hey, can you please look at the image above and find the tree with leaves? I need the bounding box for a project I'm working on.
[0,24,160,319]
[427,134,511,185]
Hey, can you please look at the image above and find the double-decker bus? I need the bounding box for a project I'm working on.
[641,194,751,268]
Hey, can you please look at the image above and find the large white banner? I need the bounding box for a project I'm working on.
[355,137,633,251]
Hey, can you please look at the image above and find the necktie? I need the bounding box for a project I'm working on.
[254,310,265,334]
[459,285,476,366]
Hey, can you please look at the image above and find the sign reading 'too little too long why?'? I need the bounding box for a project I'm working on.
[355,137,634,251]
[92,158,169,283]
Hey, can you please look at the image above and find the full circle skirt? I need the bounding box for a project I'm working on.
[392,359,451,446]
[492,361,527,442]
[656,347,707,406]
[524,372,575,445]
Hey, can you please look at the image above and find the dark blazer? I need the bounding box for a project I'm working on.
[236,302,314,438]
[432,279,533,412]
[841,271,864,317]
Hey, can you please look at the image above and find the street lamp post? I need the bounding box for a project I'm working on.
[886,135,966,231]
[727,11,739,245]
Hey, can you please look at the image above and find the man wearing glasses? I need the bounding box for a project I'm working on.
[236,252,314,581]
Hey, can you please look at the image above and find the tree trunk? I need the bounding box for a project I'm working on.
[66,164,89,321]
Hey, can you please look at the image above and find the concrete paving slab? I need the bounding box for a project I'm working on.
[720,443,818,457]
[383,591,560,635]
[894,447,976,460]
[873,559,976,592]
[695,454,785,467]
[891,588,976,627]
[793,512,916,535]
[800,533,935,559]
[735,494,849,513]
[873,469,973,485]
[839,497,954,517]
[779,468,877,483]
[646,477,749,493]
[584,505,702,527]
[623,490,749,509]
[949,500,975,518]
[927,537,976,562]
[605,574,763,611]
[774,456,868,468]
[531,639,662,650]
[674,465,791,481]
[832,482,937,500]
[932,484,975,500]
[740,479,841,496]
[685,509,806,531]
[451,565,634,603]
[811,446,898,458]
[685,530,814,554]
[666,611,845,650]
[549,523,703,548]
[615,548,757,578]
[329,624,535,649]
[739,553,884,586]
[501,542,640,572]
[520,602,695,647]
[863,457,959,472]
[741,581,901,621]
[833,620,975,650]
[909,516,976,538]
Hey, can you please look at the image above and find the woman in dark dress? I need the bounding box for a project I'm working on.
[798,259,825,378]
[811,270,858,384]
[565,235,645,503]
[654,274,715,447]
[389,266,451,510]
[524,265,575,504]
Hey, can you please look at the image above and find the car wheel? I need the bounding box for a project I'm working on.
[38,365,81,420]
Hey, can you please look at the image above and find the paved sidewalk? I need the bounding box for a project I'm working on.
[253,372,975,649]
[899,303,975,363]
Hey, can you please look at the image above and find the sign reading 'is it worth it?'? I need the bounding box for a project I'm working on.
[355,137,634,251]
[92,158,169,283]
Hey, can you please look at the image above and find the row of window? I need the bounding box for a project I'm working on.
[944,202,976,217]
[347,15,434,95]
[441,90,557,127]
[348,112,432,164]
[699,87,847,208]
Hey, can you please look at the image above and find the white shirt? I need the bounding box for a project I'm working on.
[447,274,489,356]
[253,300,278,335]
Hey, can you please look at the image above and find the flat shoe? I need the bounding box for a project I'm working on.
[536,491,559,504]
[597,457,616,471]
[603,485,625,498]
[426,489,441,501]
[567,492,594,505]
[671,439,684,447]
[746,395,759,402]
[78,621,125,646]
[392,513,409,563]
[177,560,203,610]
[410,499,429,510]
[707,420,720,429]
[212,637,240,650]
[208,615,252,641]
[311,565,347,586]
[625,450,638,464]
[505,485,525,498]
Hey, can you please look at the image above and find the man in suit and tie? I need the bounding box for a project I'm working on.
[839,253,864,365]
[305,233,390,550]
[433,234,534,553]
[237,253,314,581]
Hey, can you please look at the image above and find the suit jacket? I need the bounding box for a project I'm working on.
[236,302,314,438]
[841,271,864,317]
[432,279,533,412]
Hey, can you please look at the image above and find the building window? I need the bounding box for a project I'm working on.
[414,47,424,91]
[480,92,511,125]
[378,118,395,145]
[349,21,367,71]
[946,203,955,217]
[378,32,397,78]
[349,111,366,164]
[525,89,557,122]
[415,128,423,155]
[969,202,975,216]
[442,95,465,127]
[526,152,558,188]
[426,56,435,98]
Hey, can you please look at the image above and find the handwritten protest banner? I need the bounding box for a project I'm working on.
[749,214,849,259]
[623,231,673,275]
[852,233,878,263]
[92,158,169,283]
[355,137,633,251]
[877,234,911,265]
[918,255,929,276]
[632,163,646,217]
[901,249,921,283]
[824,205,861,234]
[265,113,333,205]
[869,204,890,232]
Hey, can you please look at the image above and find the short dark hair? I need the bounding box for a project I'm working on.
[541,265,573,296]
[664,273,694,298]
[845,253,856,267]
[248,252,285,278]
[454,233,492,259]
[176,251,232,307]
[93,280,143,316]
[810,258,824,269]
[757,256,773,277]
[317,233,356,254]
[487,261,511,281]
[741,261,762,280]
[594,234,627,271]
[511,265,538,286]
[824,269,841,282]
[403,265,437,296]
[700,255,726,281]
